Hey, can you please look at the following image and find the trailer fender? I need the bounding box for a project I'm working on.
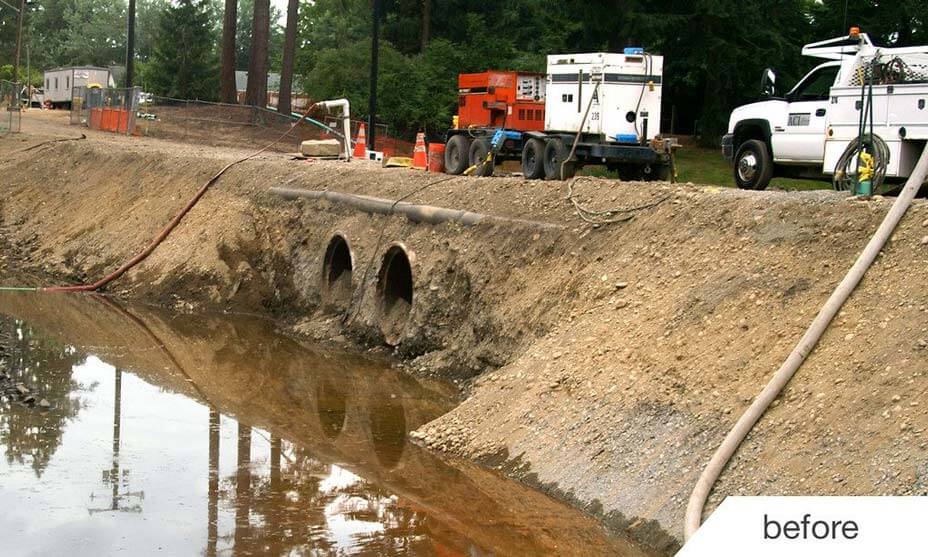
[522,131,549,141]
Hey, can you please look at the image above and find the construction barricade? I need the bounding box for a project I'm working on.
[70,86,141,136]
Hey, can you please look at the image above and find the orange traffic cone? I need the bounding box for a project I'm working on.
[412,132,427,170]
[353,123,367,159]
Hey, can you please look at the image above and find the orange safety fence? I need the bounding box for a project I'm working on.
[90,108,132,133]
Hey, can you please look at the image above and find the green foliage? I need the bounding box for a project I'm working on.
[142,0,218,99]
[0,64,41,86]
[58,0,127,66]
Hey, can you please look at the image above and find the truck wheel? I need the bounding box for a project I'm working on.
[543,138,577,180]
[469,138,495,177]
[444,135,471,175]
[521,138,546,179]
[615,164,643,181]
[642,163,672,182]
[733,139,773,190]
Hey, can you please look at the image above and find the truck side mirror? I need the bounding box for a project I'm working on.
[761,68,777,97]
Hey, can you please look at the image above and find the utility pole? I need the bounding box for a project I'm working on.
[367,0,381,151]
[12,0,25,106]
[126,0,136,88]
[25,43,30,108]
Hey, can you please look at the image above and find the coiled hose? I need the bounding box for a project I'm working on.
[833,133,889,192]
[684,141,928,540]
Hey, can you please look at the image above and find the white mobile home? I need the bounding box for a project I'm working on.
[43,67,114,108]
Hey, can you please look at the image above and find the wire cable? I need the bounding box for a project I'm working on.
[565,177,670,225]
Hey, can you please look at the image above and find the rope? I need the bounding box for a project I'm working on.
[565,177,671,225]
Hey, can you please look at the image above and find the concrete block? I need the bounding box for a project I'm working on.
[301,139,342,158]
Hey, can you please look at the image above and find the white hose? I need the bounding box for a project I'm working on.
[684,142,928,540]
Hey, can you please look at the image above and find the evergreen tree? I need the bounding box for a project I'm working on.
[144,0,219,100]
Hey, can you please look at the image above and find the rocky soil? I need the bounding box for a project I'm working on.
[2,112,927,553]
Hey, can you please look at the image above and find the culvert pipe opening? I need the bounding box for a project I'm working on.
[322,234,353,306]
[377,245,413,345]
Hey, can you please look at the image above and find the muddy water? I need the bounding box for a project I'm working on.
[0,292,645,557]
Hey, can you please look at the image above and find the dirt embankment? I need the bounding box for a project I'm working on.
[2,113,928,552]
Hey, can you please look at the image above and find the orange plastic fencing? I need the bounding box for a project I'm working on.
[91,108,131,133]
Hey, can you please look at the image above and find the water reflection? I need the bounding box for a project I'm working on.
[0,319,83,476]
[0,292,648,557]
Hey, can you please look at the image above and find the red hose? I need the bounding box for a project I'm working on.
[42,107,319,293]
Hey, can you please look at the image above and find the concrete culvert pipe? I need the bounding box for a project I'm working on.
[377,244,414,346]
[321,233,353,308]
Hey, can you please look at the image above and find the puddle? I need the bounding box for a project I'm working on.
[0,291,647,556]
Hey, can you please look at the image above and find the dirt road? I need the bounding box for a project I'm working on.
[2,111,927,552]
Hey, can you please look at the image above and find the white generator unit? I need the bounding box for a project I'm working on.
[43,66,113,109]
[545,51,664,143]
[443,49,676,181]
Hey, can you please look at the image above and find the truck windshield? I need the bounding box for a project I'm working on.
[789,65,840,101]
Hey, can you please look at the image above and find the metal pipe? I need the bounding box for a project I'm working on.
[684,141,928,540]
[269,187,564,231]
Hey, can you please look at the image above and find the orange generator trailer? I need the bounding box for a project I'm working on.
[456,71,546,131]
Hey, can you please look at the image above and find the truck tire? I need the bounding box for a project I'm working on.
[733,139,773,190]
[469,138,495,177]
[444,134,471,175]
[543,138,577,180]
[613,164,642,181]
[521,138,546,179]
[642,163,672,182]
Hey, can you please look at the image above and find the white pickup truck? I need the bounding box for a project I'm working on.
[722,30,928,190]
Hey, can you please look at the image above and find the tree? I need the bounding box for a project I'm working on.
[235,0,283,71]
[135,0,169,62]
[244,0,269,106]
[59,0,127,67]
[143,0,218,100]
[220,0,237,102]
[277,0,297,114]
[420,0,429,52]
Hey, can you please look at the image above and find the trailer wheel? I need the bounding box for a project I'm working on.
[444,135,471,175]
[521,138,546,179]
[613,164,642,181]
[469,138,495,177]
[642,163,672,182]
[543,138,577,180]
[733,139,773,190]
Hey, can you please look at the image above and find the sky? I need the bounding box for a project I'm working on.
[271,0,289,24]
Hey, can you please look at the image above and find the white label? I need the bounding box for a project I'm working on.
[677,497,928,556]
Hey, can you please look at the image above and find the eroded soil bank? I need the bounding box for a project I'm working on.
[2,113,928,552]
